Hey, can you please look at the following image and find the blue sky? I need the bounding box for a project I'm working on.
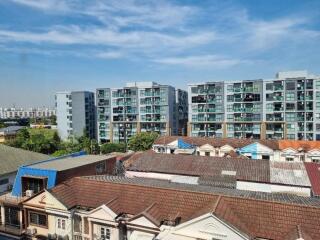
[0,0,319,107]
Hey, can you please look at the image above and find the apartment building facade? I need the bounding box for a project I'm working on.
[97,82,188,143]
[0,107,56,119]
[56,91,95,140]
[188,71,320,140]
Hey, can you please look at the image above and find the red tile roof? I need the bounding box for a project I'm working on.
[154,136,320,152]
[154,136,280,150]
[50,177,320,240]
[278,140,320,151]
[304,162,320,196]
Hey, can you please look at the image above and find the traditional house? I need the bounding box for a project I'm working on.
[153,136,320,162]
[0,153,118,239]
[19,176,320,240]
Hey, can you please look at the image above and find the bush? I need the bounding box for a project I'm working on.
[100,143,126,154]
[128,132,159,151]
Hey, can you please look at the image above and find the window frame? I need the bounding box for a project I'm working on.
[29,211,48,228]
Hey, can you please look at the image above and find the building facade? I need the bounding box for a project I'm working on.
[0,107,55,119]
[188,71,320,140]
[97,82,188,143]
[56,91,96,140]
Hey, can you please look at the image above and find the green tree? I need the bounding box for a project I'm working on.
[127,132,159,151]
[100,143,126,154]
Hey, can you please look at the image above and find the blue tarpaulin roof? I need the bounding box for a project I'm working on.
[178,138,194,149]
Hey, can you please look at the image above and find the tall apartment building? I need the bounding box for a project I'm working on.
[97,82,188,143]
[55,91,95,140]
[189,71,320,140]
[0,107,56,119]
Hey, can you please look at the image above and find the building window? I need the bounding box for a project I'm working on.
[96,162,106,174]
[57,218,66,230]
[286,157,294,162]
[29,212,47,227]
[262,155,270,160]
[205,152,210,156]
[100,227,111,240]
[0,178,9,186]
[286,81,295,90]
[285,92,295,101]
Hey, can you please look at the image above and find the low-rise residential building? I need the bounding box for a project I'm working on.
[0,107,56,119]
[0,144,49,193]
[153,136,320,162]
[0,152,118,239]
[0,126,24,143]
[56,91,96,140]
[96,82,188,144]
[125,151,312,196]
[16,176,320,240]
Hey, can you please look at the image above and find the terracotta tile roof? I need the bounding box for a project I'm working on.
[214,197,320,240]
[50,177,220,226]
[50,176,320,240]
[154,136,280,150]
[82,175,320,207]
[284,225,313,240]
[126,151,270,183]
[304,162,320,196]
[278,140,320,151]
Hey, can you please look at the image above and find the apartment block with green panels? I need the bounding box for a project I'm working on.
[225,80,264,139]
[96,88,111,143]
[188,71,320,140]
[138,82,177,136]
[264,71,320,141]
[111,86,139,143]
[188,82,225,137]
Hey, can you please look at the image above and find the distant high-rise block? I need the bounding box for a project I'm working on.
[55,91,95,140]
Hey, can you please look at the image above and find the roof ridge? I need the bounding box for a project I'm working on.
[79,176,320,209]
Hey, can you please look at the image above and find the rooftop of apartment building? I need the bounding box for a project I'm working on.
[49,175,320,240]
[0,144,50,176]
[188,70,319,86]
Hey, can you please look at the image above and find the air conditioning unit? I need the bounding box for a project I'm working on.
[25,189,34,197]
[26,228,37,235]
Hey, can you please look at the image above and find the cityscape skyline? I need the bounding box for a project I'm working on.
[1,0,320,107]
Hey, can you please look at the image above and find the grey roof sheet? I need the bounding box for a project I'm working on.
[126,151,270,182]
[83,175,320,207]
[0,126,24,134]
[29,154,114,171]
[0,144,50,175]
[270,162,311,187]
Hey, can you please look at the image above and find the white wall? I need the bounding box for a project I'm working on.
[236,181,311,197]
[126,171,199,184]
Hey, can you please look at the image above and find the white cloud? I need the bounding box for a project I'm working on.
[153,55,243,68]
[96,51,124,59]
[0,25,215,52]
[9,0,69,11]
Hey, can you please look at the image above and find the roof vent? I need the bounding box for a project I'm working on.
[221,170,236,176]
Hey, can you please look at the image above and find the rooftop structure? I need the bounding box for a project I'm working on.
[0,144,49,193]
[125,151,313,196]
